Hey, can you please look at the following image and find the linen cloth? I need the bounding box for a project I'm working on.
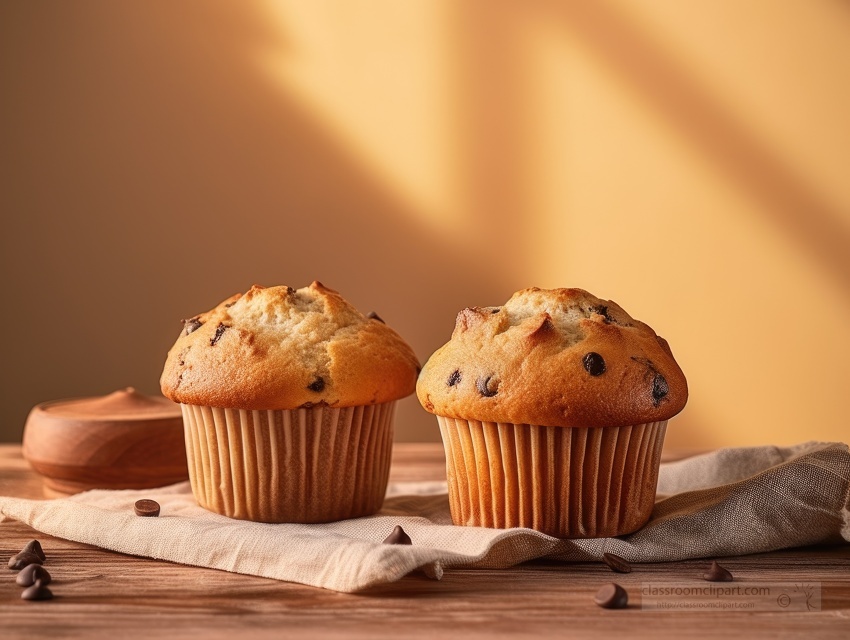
[1,441,848,593]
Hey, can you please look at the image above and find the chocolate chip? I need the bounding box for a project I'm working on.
[21,540,46,562]
[183,318,202,335]
[652,373,669,403]
[16,564,51,587]
[21,579,53,601]
[307,377,325,392]
[367,311,385,323]
[8,552,43,571]
[476,375,498,397]
[583,352,606,376]
[134,499,161,517]
[602,553,632,574]
[382,525,412,545]
[703,560,733,582]
[490,308,500,314]
[209,323,228,346]
[447,370,462,387]
[594,583,628,609]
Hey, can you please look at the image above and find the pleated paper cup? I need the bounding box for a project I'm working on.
[181,402,396,523]
[437,417,667,538]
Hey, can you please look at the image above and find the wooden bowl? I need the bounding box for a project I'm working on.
[22,387,189,496]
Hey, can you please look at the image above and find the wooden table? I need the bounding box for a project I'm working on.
[1,443,848,638]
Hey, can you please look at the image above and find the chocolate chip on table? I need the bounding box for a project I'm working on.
[307,376,325,392]
[21,579,53,601]
[8,552,43,571]
[602,553,632,574]
[16,564,51,587]
[583,352,606,376]
[382,525,412,545]
[594,583,629,609]
[476,375,499,397]
[447,369,462,387]
[134,499,161,517]
[366,311,385,323]
[21,540,46,562]
[703,560,733,582]
[183,317,202,335]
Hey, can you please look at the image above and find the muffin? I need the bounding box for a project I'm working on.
[161,281,419,523]
[416,287,687,538]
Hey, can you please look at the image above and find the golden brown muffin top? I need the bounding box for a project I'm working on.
[161,282,419,409]
[416,287,688,428]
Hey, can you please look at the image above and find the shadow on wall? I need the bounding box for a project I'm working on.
[0,2,529,442]
[522,0,850,292]
[7,2,845,445]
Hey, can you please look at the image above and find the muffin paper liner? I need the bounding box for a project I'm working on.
[181,402,395,523]
[437,417,667,538]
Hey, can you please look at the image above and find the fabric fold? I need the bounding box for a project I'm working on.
[1,441,848,593]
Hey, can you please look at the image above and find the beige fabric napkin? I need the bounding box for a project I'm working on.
[2,441,848,593]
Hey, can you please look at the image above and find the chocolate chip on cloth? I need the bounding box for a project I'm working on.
[134,499,161,517]
[382,525,412,545]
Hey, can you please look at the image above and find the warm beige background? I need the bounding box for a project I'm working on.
[1,1,848,448]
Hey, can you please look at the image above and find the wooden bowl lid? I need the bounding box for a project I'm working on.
[33,387,182,422]
[23,388,188,496]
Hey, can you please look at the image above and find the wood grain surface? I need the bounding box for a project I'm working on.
[1,444,848,639]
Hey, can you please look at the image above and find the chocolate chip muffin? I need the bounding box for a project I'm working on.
[161,281,419,523]
[416,287,687,538]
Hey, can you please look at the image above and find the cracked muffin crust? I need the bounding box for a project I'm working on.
[416,287,687,428]
[160,281,419,410]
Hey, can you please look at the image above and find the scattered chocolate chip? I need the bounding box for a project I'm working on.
[703,560,733,582]
[183,318,202,335]
[583,352,606,376]
[367,311,385,323]
[210,323,229,346]
[8,552,43,571]
[16,564,51,587]
[594,583,629,609]
[476,375,498,397]
[652,373,669,403]
[308,377,325,392]
[602,553,632,574]
[21,540,46,562]
[382,525,412,545]
[447,369,462,387]
[134,499,161,517]
[21,579,53,601]
[490,308,500,314]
